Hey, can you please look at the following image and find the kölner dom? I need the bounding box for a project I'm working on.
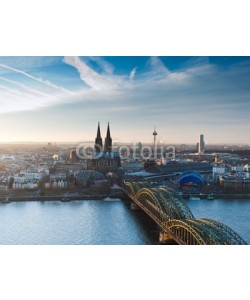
[87,122,121,173]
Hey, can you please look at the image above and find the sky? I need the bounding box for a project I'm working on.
[0,56,249,144]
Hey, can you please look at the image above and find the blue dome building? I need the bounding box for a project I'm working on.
[178,171,204,186]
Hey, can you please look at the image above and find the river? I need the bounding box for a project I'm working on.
[0,198,249,244]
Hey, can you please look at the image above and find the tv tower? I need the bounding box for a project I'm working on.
[153,126,157,159]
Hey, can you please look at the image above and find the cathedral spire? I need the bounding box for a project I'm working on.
[95,122,103,153]
[104,122,112,153]
[97,122,101,139]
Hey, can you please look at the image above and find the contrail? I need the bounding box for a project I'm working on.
[0,63,74,95]
[0,84,33,98]
[0,76,51,97]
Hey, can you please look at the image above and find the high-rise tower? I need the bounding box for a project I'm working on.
[199,134,205,154]
[95,122,103,153]
[104,122,112,153]
[153,126,157,159]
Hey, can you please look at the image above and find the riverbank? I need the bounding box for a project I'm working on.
[183,193,250,200]
[0,191,130,203]
[0,195,105,202]
[2,193,250,203]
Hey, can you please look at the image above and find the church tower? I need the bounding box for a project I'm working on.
[104,122,112,153]
[95,122,103,153]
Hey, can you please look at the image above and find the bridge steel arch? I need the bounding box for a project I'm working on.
[135,187,193,221]
[200,218,247,245]
[179,219,224,245]
[159,187,194,220]
[124,181,136,197]
[124,181,151,197]
[135,188,166,223]
[170,218,247,245]
[165,219,206,245]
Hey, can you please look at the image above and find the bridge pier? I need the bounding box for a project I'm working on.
[159,232,176,244]
[130,202,141,210]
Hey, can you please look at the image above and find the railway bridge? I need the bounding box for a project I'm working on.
[123,180,247,245]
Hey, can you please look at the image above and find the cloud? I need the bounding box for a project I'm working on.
[63,56,118,91]
[1,56,250,144]
[88,56,114,75]
[129,67,137,80]
[149,56,170,78]
[0,63,73,95]
[135,57,191,87]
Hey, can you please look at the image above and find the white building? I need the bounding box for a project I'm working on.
[12,172,43,190]
[213,166,226,180]
[1,155,16,161]
[18,172,42,180]
[231,166,245,172]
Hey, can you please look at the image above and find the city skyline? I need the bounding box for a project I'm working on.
[0,56,250,144]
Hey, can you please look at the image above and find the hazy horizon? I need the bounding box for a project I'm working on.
[0,140,249,146]
[0,56,250,144]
